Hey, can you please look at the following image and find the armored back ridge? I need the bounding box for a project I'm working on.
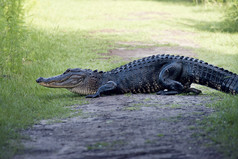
[36,54,238,98]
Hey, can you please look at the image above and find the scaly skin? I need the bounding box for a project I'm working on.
[36,54,238,98]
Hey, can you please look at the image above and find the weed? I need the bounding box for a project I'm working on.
[124,93,132,97]
[132,103,144,107]
[188,126,196,130]
[157,133,164,137]
[143,98,151,102]
[170,104,182,108]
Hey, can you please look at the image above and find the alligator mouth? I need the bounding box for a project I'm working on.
[36,74,79,88]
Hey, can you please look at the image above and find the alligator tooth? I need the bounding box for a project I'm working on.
[142,88,146,93]
[195,77,199,83]
[233,90,236,95]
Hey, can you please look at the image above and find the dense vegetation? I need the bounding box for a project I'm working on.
[0,0,238,158]
[0,0,25,73]
[223,0,238,32]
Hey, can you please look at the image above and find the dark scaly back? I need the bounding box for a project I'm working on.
[101,54,238,94]
[103,54,169,94]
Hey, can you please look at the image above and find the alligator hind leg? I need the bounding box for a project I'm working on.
[157,62,184,95]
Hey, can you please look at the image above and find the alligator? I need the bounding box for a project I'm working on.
[36,54,238,98]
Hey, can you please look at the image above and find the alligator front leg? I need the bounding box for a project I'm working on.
[86,81,117,98]
[156,90,181,95]
[157,62,184,95]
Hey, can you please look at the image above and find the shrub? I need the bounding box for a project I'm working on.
[223,0,238,32]
[0,0,26,74]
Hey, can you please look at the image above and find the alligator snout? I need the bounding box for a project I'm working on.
[36,77,44,83]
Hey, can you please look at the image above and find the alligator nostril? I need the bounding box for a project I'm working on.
[36,77,43,83]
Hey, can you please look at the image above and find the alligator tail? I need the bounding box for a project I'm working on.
[219,73,238,95]
[187,59,238,95]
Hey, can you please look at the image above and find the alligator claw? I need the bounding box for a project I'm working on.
[86,94,100,98]
[156,91,165,95]
[156,90,180,95]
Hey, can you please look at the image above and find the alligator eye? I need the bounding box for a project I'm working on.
[63,68,71,74]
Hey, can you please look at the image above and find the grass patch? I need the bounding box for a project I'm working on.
[170,104,182,108]
[157,133,164,137]
[204,95,238,158]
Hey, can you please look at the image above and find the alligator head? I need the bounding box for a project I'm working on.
[36,68,99,95]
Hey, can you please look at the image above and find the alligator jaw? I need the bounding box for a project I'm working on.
[36,75,74,88]
[36,68,90,89]
[36,73,80,88]
[36,80,69,88]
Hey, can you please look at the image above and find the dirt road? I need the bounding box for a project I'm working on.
[14,94,223,159]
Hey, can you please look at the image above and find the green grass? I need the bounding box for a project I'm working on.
[0,0,238,158]
[205,95,238,158]
[157,133,164,137]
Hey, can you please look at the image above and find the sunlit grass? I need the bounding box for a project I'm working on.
[0,0,238,158]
